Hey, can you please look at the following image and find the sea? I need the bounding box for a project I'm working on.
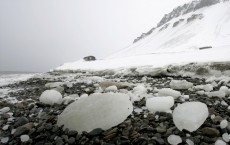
[0,71,38,87]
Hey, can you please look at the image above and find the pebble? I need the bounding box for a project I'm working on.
[167,134,182,145]
[14,117,29,128]
[68,137,75,144]
[1,137,9,144]
[88,128,103,137]
[215,140,227,145]
[222,133,229,142]
[220,120,228,129]
[201,127,220,137]
[2,125,9,130]
[20,134,30,142]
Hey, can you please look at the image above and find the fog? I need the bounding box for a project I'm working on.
[0,0,189,72]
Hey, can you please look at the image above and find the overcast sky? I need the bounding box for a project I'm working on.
[0,0,190,72]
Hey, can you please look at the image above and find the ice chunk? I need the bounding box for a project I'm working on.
[0,107,10,113]
[170,80,193,90]
[220,119,228,129]
[222,133,229,142]
[206,91,226,98]
[167,134,182,145]
[20,135,30,142]
[221,100,228,106]
[219,86,229,94]
[146,96,174,113]
[39,90,62,105]
[133,84,147,95]
[62,96,75,105]
[194,84,213,92]
[105,85,118,92]
[57,93,133,133]
[45,82,63,88]
[158,88,181,99]
[80,94,88,99]
[173,102,208,132]
[68,94,79,99]
[215,140,226,145]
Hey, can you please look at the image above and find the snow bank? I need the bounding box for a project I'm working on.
[57,93,133,133]
[39,90,62,105]
[146,96,174,113]
[173,102,208,132]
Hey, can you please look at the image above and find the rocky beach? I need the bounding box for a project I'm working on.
[1,65,230,145]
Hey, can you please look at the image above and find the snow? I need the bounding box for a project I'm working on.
[220,119,228,129]
[146,96,174,113]
[215,140,227,145]
[20,135,30,142]
[39,90,63,105]
[170,80,193,90]
[158,88,181,99]
[55,2,230,72]
[173,102,209,132]
[167,134,182,145]
[57,93,133,133]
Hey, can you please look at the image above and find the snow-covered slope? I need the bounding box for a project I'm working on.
[108,1,230,58]
[56,1,230,71]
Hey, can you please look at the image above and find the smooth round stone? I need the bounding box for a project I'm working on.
[20,134,30,142]
[167,134,182,145]
[1,137,9,144]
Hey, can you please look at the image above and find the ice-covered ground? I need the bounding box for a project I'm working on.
[56,45,230,71]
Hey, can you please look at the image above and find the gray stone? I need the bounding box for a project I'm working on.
[14,117,29,128]
[201,127,220,137]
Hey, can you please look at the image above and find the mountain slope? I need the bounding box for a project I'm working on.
[56,0,230,71]
[108,0,230,59]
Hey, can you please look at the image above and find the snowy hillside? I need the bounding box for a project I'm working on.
[56,0,230,71]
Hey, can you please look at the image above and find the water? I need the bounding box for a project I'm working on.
[0,71,38,87]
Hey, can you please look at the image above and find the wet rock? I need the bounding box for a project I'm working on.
[14,117,29,128]
[88,128,103,137]
[201,127,220,137]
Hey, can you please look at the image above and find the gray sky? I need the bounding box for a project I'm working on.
[0,0,189,72]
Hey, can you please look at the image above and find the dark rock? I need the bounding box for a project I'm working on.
[14,117,29,128]
[1,113,10,119]
[68,130,78,137]
[88,128,103,137]
[13,126,29,137]
[156,126,166,134]
[201,127,220,137]
[44,123,53,130]
[68,137,76,144]
[83,56,96,61]
[120,140,130,145]
[154,138,165,145]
